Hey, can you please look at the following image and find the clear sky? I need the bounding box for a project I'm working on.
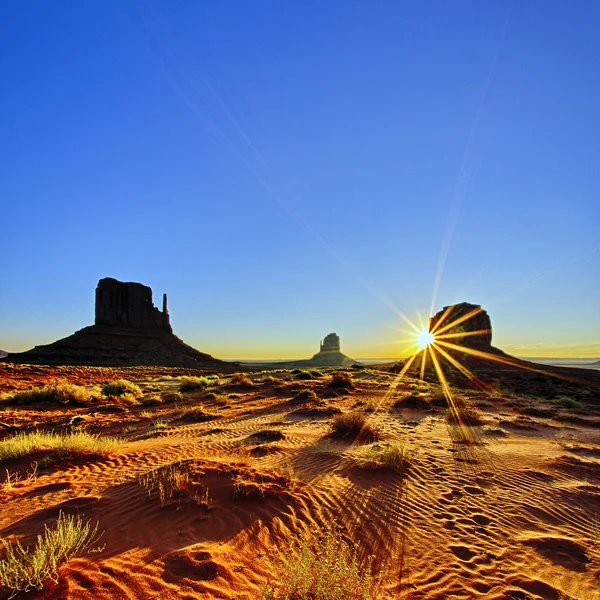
[1,1,599,360]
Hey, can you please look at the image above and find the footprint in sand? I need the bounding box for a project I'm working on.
[449,545,477,562]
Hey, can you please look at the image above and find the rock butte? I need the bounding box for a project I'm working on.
[3,278,232,370]
[275,332,358,368]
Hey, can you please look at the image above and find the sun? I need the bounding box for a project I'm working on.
[417,329,435,350]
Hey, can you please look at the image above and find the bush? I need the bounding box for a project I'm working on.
[0,431,121,464]
[1,383,96,406]
[392,393,430,409]
[330,413,380,443]
[290,390,318,405]
[179,406,217,423]
[178,376,210,392]
[101,379,142,399]
[295,371,313,380]
[328,371,354,390]
[226,373,255,389]
[356,442,413,474]
[140,462,209,508]
[262,523,383,600]
[0,512,102,595]
[551,397,583,410]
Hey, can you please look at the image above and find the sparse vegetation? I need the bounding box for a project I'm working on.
[140,462,209,508]
[0,431,121,464]
[178,376,210,392]
[393,392,430,409]
[262,523,383,600]
[151,418,168,433]
[330,413,380,443]
[101,379,142,399]
[290,389,318,405]
[1,383,96,406]
[551,397,583,410]
[179,406,217,423]
[446,401,485,426]
[0,511,103,595]
[355,442,413,474]
[328,371,355,390]
[227,373,255,389]
[295,370,313,380]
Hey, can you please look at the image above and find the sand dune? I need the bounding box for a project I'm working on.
[1,364,600,599]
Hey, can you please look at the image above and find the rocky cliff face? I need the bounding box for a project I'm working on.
[4,278,231,370]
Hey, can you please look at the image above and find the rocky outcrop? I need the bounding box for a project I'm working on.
[429,302,492,349]
[4,278,232,370]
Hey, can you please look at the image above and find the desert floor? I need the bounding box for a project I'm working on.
[1,363,600,599]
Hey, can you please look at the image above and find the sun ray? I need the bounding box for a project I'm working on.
[429,305,455,335]
[434,339,578,382]
[428,345,478,444]
[383,352,420,402]
[430,342,491,391]
[434,329,492,341]
[432,306,484,337]
[420,346,428,380]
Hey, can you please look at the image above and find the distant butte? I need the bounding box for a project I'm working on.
[276,332,359,368]
[4,278,233,370]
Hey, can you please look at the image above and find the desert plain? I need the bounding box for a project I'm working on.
[1,361,600,599]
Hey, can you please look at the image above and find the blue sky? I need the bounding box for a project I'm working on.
[1,1,599,359]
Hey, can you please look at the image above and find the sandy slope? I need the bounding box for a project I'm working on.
[1,366,600,599]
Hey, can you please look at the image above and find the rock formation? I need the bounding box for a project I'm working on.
[4,278,232,370]
[319,333,341,353]
[429,302,492,349]
[274,332,358,368]
[95,278,172,332]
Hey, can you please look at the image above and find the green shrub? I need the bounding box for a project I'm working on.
[178,376,210,392]
[0,431,121,464]
[551,397,583,410]
[101,379,142,399]
[0,512,103,595]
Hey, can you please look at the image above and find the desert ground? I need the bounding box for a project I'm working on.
[1,362,600,599]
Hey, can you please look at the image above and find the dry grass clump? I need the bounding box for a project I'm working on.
[249,429,286,442]
[294,370,314,380]
[178,406,218,423]
[392,393,430,409]
[355,442,413,474]
[0,511,103,596]
[328,371,355,390]
[290,390,319,405]
[330,413,380,443]
[262,523,383,600]
[1,383,97,406]
[160,391,183,403]
[0,431,121,464]
[226,373,255,389]
[446,400,485,427]
[101,379,142,399]
[140,462,209,508]
[178,376,210,392]
[261,375,279,384]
